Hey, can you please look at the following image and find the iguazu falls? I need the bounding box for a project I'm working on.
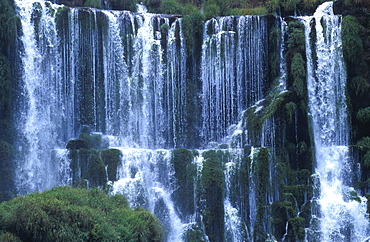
[0,0,370,240]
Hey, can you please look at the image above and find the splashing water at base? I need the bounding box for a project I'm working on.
[302,2,370,241]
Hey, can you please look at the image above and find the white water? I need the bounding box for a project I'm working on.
[303,2,369,241]
[201,16,268,144]
[111,148,185,241]
[15,0,72,194]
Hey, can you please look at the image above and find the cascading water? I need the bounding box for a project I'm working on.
[302,2,370,241]
[111,148,184,241]
[14,0,370,241]
[201,15,268,145]
[15,0,72,194]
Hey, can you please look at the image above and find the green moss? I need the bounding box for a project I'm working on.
[101,149,122,181]
[269,26,282,81]
[172,149,196,219]
[342,15,363,65]
[182,224,206,241]
[66,139,89,150]
[288,217,305,240]
[182,11,204,57]
[87,150,107,187]
[285,102,297,123]
[79,132,105,149]
[0,187,163,241]
[201,150,225,242]
[288,21,305,51]
[253,147,269,242]
[291,53,306,99]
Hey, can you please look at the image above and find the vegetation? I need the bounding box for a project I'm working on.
[0,186,163,241]
[342,15,363,65]
[200,150,226,242]
[0,0,17,202]
[171,149,196,220]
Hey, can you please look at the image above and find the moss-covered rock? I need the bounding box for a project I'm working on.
[101,149,122,181]
[66,139,89,150]
[201,150,225,242]
[172,148,196,220]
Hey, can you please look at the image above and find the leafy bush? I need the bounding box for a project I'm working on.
[282,0,300,11]
[356,107,370,123]
[342,15,363,65]
[349,76,369,98]
[291,53,306,98]
[0,187,163,241]
[288,21,305,51]
[160,0,183,14]
[204,3,220,20]
[182,10,204,56]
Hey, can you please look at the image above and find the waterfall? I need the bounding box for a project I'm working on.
[112,148,185,241]
[13,0,370,240]
[15,0,71,194]
[303,2,369,241]
[201,15,268,145]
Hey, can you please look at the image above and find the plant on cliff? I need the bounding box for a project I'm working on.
[172,149,196,220]
[201,150,226,242]
[342,15,363,65]
[0,186,163,241]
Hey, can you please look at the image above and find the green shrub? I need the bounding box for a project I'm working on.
[160,23,169,35]
[357,136,370,151]
[288,21,305,51]
[349,76,369,98]
[291,53,306,98]
[342,15,363,65]
[182,10,204,56]
[282,0,300,11]
[0,187,163,241]
[356,107,370,123]
[204,3,220,20]
[160,0,183,14]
